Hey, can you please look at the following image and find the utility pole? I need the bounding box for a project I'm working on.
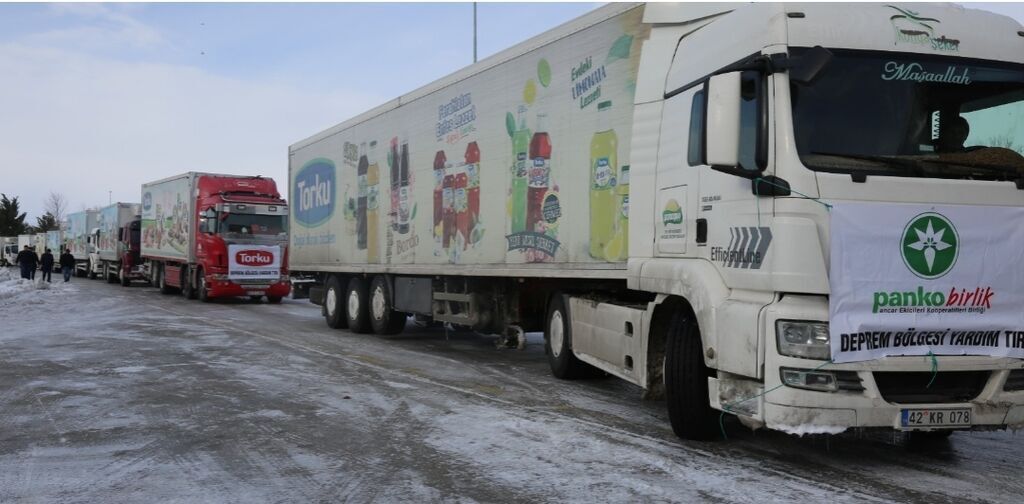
[473,2,478,63]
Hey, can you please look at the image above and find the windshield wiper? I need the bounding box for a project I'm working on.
[808,152,925,177]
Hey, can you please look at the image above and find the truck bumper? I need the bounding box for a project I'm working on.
[206,277,290,299]
[709,295,1024,434]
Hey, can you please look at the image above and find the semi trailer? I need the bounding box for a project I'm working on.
[66,209,99,276]
[288,2,1024,439]
[88,202,141,283]
[141,172,291,302]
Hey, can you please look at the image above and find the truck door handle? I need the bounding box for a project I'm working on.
[696,219,707,244]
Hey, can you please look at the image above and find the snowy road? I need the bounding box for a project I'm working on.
[1,272,1023,503]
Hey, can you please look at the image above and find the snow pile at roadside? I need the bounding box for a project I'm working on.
[0,267,74,305]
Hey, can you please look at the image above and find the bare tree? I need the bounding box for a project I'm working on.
[44,191,69,229]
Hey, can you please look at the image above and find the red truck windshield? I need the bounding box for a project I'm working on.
[219,213,287,237]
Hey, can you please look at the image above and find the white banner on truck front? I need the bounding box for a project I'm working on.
[228,245,281,281]
[829,202,1024,363]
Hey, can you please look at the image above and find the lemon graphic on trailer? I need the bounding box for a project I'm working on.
[523,79,537,105]
[537,59,552,87]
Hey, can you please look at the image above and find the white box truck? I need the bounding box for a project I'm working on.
[87,202,141,283]
[0,236,16,267]
[66,209,99,276]
[288,3,1024,439]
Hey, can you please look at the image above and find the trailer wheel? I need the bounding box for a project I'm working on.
[324,276,348,329]
[345,277,371,334]
[369,275,406,335]
[181,266,196,299]
[545,293,589,379]
[665,311,718,441]
[196,268,210,303]
[267,295,282,304]
[158,264,174,295]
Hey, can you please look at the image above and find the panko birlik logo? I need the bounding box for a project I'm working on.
[901,212,959,279]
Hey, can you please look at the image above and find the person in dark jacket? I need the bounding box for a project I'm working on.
[59,248,75,282]
[39,248,54,283]
[15,245,39,280]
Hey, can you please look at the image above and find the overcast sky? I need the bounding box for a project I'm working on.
[1,2,1022,222]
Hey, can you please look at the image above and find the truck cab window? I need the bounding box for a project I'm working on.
[688,89,706,166]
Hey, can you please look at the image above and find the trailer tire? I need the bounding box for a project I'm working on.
[181,266,196,299]
[324,276,348,329]
[369,275,406,335]
[665,311,718,441]
[345,277,371,334]
[545,293,589,380]
[158,264,174,295]
[267,295,282,304]
[197,268,210,303]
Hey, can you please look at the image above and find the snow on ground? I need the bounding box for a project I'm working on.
[0,267,77,307]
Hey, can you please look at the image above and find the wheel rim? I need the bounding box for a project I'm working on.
[371,285,386,320]
[326,287,337,317]
[549,310,565,357]
[348,289,360,319]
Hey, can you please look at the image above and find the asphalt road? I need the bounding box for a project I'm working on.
[1,275,1023,503]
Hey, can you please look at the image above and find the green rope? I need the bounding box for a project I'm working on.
[753,176,833,227]
[926,352,939,389]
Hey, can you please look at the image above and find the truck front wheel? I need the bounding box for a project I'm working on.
[324,276,348,329]
[196,268,210,303]
[345,277,371,334]
[545,293,589,379]
[120,267,129,287]
[105,263,118,284]
[181,266,196,299]
[664,311,718,441]
[87,260,97,280]
[369,275,406,335]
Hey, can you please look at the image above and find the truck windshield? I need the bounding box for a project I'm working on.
[791,48,1024,181]
[219,213,287,238]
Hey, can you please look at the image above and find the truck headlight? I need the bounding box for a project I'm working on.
[776,320,830,360]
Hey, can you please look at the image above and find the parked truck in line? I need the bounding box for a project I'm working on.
[289,2,1024,440]
[66,209,99,277]
[0,236,16,266]
[141,172,291,302]
[87,202,141,283]
[116,215,147,287]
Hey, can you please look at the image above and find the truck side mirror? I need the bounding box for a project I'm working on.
[705,72,742,169]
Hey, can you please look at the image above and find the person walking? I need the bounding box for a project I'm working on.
[40,248,54,283]
[59,248,76,282]
[15,245,38,280]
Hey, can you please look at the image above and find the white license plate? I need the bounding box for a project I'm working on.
[900,408,971,429]
[246,290,265,296]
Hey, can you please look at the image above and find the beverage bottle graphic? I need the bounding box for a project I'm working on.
[527,113,551,233]
[357,142,368,249]
[398,140,411,235]
[390,138,400,231]
[433,150,447,244]
[608,165,630,261]
[367,140,381,262]
[589,100,617,259]
[510,106,530,234]
[442,164,455,249]
[455,164,469,249]
[465,141,481,239]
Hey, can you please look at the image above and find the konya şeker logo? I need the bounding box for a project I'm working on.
[872,212,993,313]
[294,158,336,227]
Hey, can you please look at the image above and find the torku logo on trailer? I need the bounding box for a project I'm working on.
[294,158,336,227]
[901,212,959,279]
[236,250,274,266]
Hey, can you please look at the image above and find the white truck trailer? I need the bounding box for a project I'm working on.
[288,3,1024,439]
[66,209,99,277]
[0,236,16,266]
[88,202,141,283]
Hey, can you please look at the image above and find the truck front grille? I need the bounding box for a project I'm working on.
[873,371,989,404]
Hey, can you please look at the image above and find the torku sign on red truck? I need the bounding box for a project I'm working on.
[140,172,290,302]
